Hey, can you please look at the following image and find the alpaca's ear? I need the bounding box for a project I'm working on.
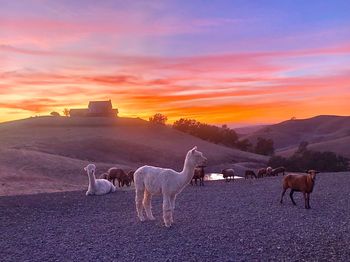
[84,167,87,171]
[192,146,197,151]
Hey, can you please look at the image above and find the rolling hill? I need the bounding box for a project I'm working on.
[242,115,350,158]
[0,116,267,196]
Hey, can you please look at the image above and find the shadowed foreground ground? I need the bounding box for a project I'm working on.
[1,173,349,261]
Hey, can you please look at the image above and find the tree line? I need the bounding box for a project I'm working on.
[149,113,349,172]
[149,113,274,155]
[268,142,349,172]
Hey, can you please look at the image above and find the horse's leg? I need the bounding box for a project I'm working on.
[162,195,172,227]
[143,190,155,220]
[135,186,145,222]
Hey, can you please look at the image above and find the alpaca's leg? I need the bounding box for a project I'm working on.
[162,195,172,227]
[135,188,145,221]
[169,195,176,224]
[143,190,155,220]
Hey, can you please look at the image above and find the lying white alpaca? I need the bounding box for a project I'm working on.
[134,146,207,227]
[84,164,117,196]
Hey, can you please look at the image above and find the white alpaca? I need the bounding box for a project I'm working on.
[134,146,207,227]
[84,164,117,196]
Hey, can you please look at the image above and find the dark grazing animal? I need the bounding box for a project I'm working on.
[257,168,267,178]
[222,168,235,182]
[108,168,128,187]
[280,170,319,209]
[245,170,257,179]
[271,166,286,176]
[99,173,109,180]
[191,166,205,186]
[128,170,135,184]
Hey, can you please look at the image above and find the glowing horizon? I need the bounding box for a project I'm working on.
[1,1,350,125]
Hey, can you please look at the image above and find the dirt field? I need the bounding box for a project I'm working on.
[1,172,349,261]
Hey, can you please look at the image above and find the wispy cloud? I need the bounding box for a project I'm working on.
[1,1,350,124]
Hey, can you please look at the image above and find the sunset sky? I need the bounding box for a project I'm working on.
[1,0,350,126]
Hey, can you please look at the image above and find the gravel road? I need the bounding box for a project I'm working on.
[1,172,349,261]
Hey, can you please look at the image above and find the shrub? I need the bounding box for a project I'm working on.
[50,111,60,117]
[149,113,168,125]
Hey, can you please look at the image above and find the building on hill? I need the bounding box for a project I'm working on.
[69,100,118,117]
[69,109,88,117]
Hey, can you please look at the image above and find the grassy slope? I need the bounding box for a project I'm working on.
[242,115,350,157]
[0,116,267,195]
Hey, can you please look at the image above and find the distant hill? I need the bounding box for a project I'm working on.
[234,124,267,136]
[242,115,350,158]
[0,116,267,196]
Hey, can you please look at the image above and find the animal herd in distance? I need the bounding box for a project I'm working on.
[84,147,319,227]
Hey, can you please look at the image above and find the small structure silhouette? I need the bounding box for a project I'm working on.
[70,100,118,117]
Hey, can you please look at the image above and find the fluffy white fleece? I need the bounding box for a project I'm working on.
[134,146,207,227]
[84,164,116,196]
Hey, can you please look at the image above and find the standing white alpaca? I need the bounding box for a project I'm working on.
[134,146,207,227]
[84,164,117,196]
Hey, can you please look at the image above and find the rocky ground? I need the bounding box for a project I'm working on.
[1,172,349,261]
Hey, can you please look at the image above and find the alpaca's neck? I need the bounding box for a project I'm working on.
[88,172,97,190]
[178,156,196,188]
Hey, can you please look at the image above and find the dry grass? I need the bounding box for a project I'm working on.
[0,116,267,196]
[243,115,350,157]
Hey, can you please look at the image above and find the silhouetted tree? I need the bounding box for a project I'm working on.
[63,108,70,117]
[149,113,168,125]
[296,141,309,154]
[173,118,239,147]
[255,137,274,156]
[236,139,253,152]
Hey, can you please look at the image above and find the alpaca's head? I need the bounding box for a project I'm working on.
[84,164,96,175]
[187,146,207,167]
